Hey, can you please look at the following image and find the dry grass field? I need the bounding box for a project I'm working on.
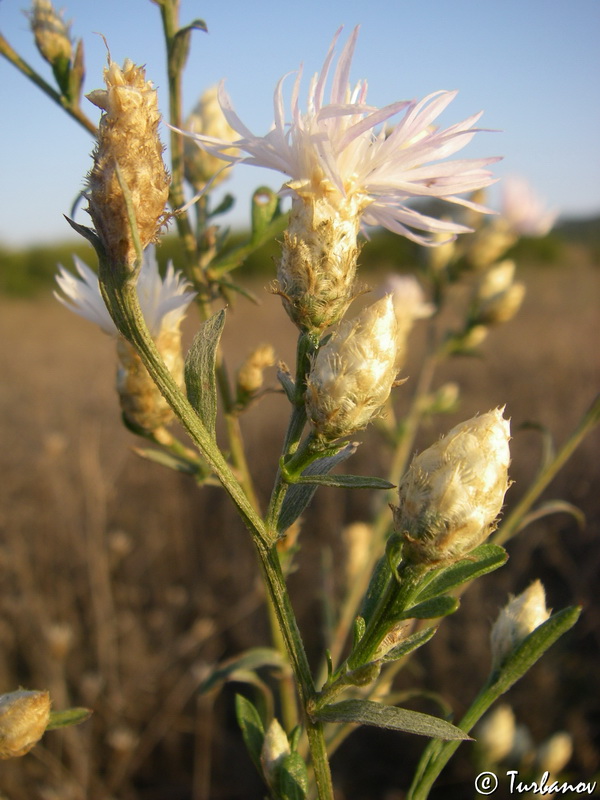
[0,246,598,799]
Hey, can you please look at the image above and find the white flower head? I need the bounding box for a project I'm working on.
[490,580,551,669]
[501,176,558,237]
[55,246,195,338]
[396,408,511,564]
[184,26,500,245]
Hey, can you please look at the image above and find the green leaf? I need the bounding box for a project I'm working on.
[200,647,289,694]
[360,556,393,627]
[381,627,438,663]
[401,595,459,620]
[235,694,265,775]
[251,187,280,242]
[132,446,202,476]
[491,606,581,696]
[277,442,357,533]
[184,309,226,439]
[314,700,471,741]
[208,193,235,218]
[289,473,394,490]
[276,752,309,800]
[416,544,508,602]
[209,212,289,277]
[46,707,92,730]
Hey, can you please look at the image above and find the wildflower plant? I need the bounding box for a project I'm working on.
[2,4,598,798]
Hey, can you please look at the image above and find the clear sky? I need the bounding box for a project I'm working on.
[1,0,599,247]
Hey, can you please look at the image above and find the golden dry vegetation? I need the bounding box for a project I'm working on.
[0,246,598,799]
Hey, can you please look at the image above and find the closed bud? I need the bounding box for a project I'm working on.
[86,60,170,268]
[535,732,573,776]
[183,86,238,189]
[490,580,550,669]
[395,408,511,565]
[379,275,435,369]
[466,224,518,271]
[306,295,400,441]
[473,260,526,325]
[476,704,516,764]
[28,0,72,66]
[260,718,290,785]
[0,690,50,759]
[236,344,275,399]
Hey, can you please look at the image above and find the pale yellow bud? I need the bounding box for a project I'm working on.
[461,324,489,350]
[0,690,50,759]
[236,344,275,396]
[535,732,573,775]
[306,295,400,440]
[28,0,72,66]
[184,87,238,189]
[379,274,435,369]
[45,622,74,662]
[490,580,550,669]
[476,704,516,764]
[396,408,511,565]
[425,227,456,273]
[86,60,170,268]
[275,193,364,332]
[260,718,290,785]
[474,260,526,325]
[467,223,518,270]
[342,522,372,586]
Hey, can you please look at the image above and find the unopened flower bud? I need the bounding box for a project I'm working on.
[424,226,456,273]
[535,732,573,776]
[261,718,290,785]
[183,86,238,189]
[342,522,372,586]
[236,344,275,399]
[473,260,525,325]
[379,275,435,369]
[0,690,50,759]
[86,60,170,268]
[395,408,511,565]
[306,295,400,440]
[275,194,363,332]
[467,225,518,271]
[490,580,550,669]
[28,0,72,66]
[476,704,516,764]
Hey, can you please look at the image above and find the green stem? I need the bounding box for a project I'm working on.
[0,33,96,136]
[494,392,600,545]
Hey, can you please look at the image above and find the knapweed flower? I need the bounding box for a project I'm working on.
[185,27,498,331]
[55,247,195,433]
[490,580,550,669]
[501,176,558,237]
[0,690,50,759]
[183,86,239,190]
[28,0,72,67]
[395,408,511,565]
[305,294,400,441]
[86,59,170,269]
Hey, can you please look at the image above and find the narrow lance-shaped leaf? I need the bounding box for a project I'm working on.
[200,647,289,694]
[184,309,226,439]
[415,544,508,602]
[46,707,92,730]
[381,627,438,663]
[235,694,265,775]
[314,700,471,741]
[276,752,309,800]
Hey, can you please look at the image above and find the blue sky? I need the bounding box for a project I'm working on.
[1,0,599,247]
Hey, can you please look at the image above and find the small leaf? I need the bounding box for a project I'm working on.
[277,367,296,403]
[133,446,202,476]
[381,627,438,663]
[235,694,265,774]
[289,473,394,490]
[200,647,289,694]
[401,595,459,620]
[277,442,357,533]
[416,544,508,602]
[208,193,235,218]
[314,700,471,740]
[184,309,226,439]
[360,556,392,627]
[46,707,92,730]
[276,751,309,800]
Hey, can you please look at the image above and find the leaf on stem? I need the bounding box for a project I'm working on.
[276,752,309,800]
[400,595,459,621]
[313,700,471,740]
[277,442,357,533]
[200,647,289,694]
[46,707,92,730]
[235,694,265,775]
[288,473,395,490]
[184,309,226,439]
[415,543,508,603]
[381,627,438,663]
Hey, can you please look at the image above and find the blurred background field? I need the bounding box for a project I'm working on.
[0,227,599,799]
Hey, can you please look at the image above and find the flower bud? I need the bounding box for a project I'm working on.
[236,344,275,399]
[0,690,50,759]
[535,732,573,776]
[342,522,372,587]
[473,260,526,325]
[379,274,435,369]
[466,224,518,271]
[275,193,364,333]
[490,580,550,669]
[86,60,170,268]
[305,295,400,441]
[476,704,516,764]
[260,718,290,786]
[395,408,511,565]
[183,86,238,190]
[501,176,558,237]
[28,0,72,66]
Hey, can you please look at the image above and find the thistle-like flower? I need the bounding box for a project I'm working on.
[28,0,72,66]
[305,294,400,441]
[184,27,498,331]
[490,580,550,669]
[0,690,50,759]
[395,408,511,564]
[501,176,558,237]
[86,59,170,269]
[183,86,239,190]
[55,248,195,433]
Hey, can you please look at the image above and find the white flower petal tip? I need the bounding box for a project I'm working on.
[181,27,501,245]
